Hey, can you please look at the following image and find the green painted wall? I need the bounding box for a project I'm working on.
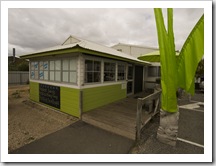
[60,87,80,117]
[82,84,126,112]
[30,82,39,102]
[29,81,80,117]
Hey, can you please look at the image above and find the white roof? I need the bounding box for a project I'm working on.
[111,42,158,50]
[21,35,150,64]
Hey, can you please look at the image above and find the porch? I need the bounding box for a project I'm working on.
[82,91,160,140]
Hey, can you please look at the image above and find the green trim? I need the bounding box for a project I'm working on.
[30,82,39,102]
[29,81,80,118]
[61,87,80,117]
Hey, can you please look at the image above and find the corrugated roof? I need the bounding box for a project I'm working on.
[20,35,150,64]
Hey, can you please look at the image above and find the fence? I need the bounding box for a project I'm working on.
[136,90,161,141]
[8,71,29,84]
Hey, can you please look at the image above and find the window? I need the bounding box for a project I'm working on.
[62,58,77,83]
[30,61,39,79]
[85,60,101,83]
[104,62,116,82]
[148,66,161,77]
[117,64,126,81]
[49,60,61,82]
[128,65,133,80]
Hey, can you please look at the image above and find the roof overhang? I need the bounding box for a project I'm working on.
[20,45,150,65]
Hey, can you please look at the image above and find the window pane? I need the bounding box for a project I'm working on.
[44,61,48,70]
[31,62,34,70]
[104,72,115,81]
[31,71,34,79]
[85,60,93,71]
[94,72,101,82]
[34,71,38,79]
[94,61,101,71]
[104,62,115,82]
[70,59,77,71]
[85,72,93,83]
[55,60,61,70]
[63,71,69,82]
[50,61,54,70]
[39,61,43,70]
[50,71,54,81]
[148,66,157,77]
[55,71,61,81]
[44,71,48,80]
[118,64,125,80]
[70,72,77,83]
[39,71,44,80]
[34,62,38,70]
[63,60,69,70]
[128,66,133,80]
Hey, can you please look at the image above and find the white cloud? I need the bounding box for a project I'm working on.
[8,8,204,56]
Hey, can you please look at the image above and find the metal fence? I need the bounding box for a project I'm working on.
[8,71,29,84]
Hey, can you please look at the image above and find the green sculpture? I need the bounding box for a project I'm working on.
[138,8,204,146]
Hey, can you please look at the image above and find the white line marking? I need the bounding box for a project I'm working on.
[179,102,204,112]
[177,137,204,148]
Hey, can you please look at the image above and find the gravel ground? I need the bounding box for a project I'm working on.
[8,85,78,153]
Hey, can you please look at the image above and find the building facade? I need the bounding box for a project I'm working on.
[21,36,149,118]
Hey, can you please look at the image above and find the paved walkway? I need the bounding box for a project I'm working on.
[11,121,134,154]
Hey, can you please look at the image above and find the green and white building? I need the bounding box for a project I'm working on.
[20,35,149,118]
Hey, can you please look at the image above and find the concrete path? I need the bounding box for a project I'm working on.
[11,121,134,154]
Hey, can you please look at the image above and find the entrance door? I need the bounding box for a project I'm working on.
[134,66,143,94]
[127,65,133,95]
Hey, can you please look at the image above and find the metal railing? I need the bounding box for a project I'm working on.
[136,90,161,141]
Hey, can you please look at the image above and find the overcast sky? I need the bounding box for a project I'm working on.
[8,8,204,57]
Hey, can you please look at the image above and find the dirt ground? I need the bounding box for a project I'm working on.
[8,84,78,153]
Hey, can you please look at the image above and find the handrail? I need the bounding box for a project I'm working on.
[136,90,161,141]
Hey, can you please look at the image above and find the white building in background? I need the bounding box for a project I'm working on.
[111,43,161,90]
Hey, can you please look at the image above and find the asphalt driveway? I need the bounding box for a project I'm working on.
[11,121,134,154]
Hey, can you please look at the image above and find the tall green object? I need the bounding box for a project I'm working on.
[177,15,204,95]
[154,8,178,113]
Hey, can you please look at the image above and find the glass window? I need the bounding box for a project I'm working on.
[55,60,61,70]
[50,71,54,81]
[31,71,34,79]
[85,60,101,83]
[44,61,48,70]
[70,72,77,83]
[148,66,160,77]
[63,60,69,70]
[63,71,69,82]
[70,59,77,70]
[128,66,133,80]
[50,61,54,70]
[104,62,116,82]
[55,71,61,82]
[39,71,44,80]
[39,62,43,70]
[44,71,48,80]
[118,64,126,81]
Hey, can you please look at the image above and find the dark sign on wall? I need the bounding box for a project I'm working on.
[39,84,60,109]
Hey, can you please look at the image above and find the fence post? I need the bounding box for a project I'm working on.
[136,99,142,141]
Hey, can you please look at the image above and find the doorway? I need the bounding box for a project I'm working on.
[134,65,143,94]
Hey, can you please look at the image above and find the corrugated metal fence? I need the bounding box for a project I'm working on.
[8,71,29,84]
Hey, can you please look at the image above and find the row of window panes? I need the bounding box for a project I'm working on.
[85,60,126,83]
[30,58,77,83]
